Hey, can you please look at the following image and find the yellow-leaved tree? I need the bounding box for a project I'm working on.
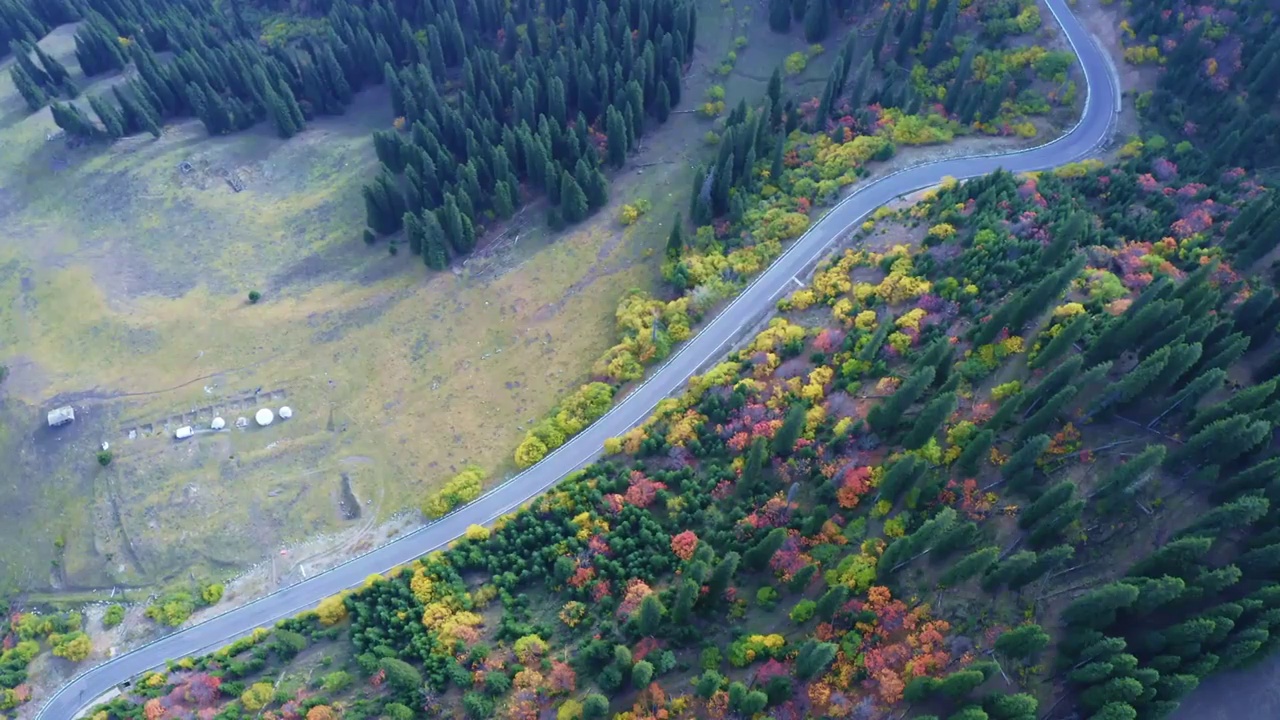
[423,466,486,518]
[315,594,348,626]
[240,682,274,711]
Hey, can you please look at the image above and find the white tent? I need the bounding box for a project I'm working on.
[211,417,226,430]
[255,408,275,426]
[279,406,293,419]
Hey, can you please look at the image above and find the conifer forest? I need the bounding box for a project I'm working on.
[2,0,1280,719]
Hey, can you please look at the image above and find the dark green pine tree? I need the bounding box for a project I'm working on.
[113,84,161,138]
[1027,499,1084,548]
[1085,299,1179,365]
[33,0,76,25]
[1194,332,1250,376]
[1138,343,1202,400]
[1167,414,1270,469]
[1029,314,1090,369]
[493,181,514,219]
[1009,255,1087,330]
[848,53,872,108]
[742,435,769,495]
[190,81,236,135]
[319,43,353,104]
[403,210,424,255]
[277,78,305,132]
[1019,482,1075,529]
[944,44,977,115]
[767,69,784,128]
[560,170,589,223]
[49,100,98,139]
[878,455,926,504]
[362,178,397,236]
[133,48,178,116]
[1061,583,1140,629]
[773,404,807,456]
[690,169,712,225]
[898,0,930,65]
[34,43,71,92]
[1022,357,1082,414]
[814,77,835,130]
[769,0,791,32]
[1186,378,1278,434]
[606,105,627,168]
[794,641,838,681]
[995,624,1051,660]
[769,131,786,183]
[424,24,446,77]
[576,158,608,210]
[744,528,787,571]
[666,213,685,259]
[704,552,740,605]
[1017,384,1077,445]
[955,429,994,477]
[804,0,828,42]
[74,17,126,77]
[544,157,562,205]
[421,211,449,270]
[402,167,424,215]
[867,366,935,433]
[456,214,478,256]
[10,65,46,111]
[940,547,999,587]
[981,550,1040,592]
[814,584,849,621]
[665,58,683,106]
[871,10,893,67]
[265,88,301,138]
[925,0,958,66]
[656,81,672,122]
[88,94,124,139]
[11,40,49,88]
[902,392,957,450]
[1092,444,1165,506]
[1001,434,1051,494]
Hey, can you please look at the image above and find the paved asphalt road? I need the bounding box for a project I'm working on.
[40,1,1119,717]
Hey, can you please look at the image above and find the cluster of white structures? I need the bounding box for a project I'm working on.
[175,406,292,440]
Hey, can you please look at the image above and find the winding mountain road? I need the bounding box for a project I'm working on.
[40,1,1120,717]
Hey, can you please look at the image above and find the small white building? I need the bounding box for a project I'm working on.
[47,406,75,427]
[279,406,293,420]
[255,408,274,426]
[211,417,226,430]
[175,426,194,440]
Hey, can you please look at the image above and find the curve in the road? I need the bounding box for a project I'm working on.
[40,1,1119,717]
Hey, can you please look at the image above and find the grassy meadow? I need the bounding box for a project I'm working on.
[0,0,837,599]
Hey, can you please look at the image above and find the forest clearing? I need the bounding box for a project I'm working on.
[0,0,806,601]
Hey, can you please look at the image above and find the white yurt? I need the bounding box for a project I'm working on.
[279,406,293,420]
[211,417,226,430]
[255,408,275,426]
